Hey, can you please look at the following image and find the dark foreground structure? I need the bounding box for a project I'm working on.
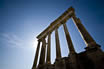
[32,7,104,69]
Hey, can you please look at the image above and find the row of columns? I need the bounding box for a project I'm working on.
[32,12,97,69]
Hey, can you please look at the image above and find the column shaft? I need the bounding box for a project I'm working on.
[72,14,96,47]
[63,23,76,54]
[55,28,61,59]
[32,41,41,69]
[46,33,51,64]
[39,38,46,65]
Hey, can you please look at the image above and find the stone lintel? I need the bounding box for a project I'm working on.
[37,7,74,40]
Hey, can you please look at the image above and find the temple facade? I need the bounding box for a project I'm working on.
[32,7,104,69]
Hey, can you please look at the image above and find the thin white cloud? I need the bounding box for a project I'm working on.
[0,33,37,49]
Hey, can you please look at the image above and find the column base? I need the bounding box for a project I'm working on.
[68,52,77,57]
[68,53,80,69]
[85,43,101,51]
[54,58,66,69]
[44,63,54,69]
[32,67,36,69]
[37,64,45,69]
[85,44,104,69]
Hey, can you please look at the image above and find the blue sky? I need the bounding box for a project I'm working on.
[0,0,104,69]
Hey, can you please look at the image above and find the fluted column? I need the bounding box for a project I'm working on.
[55,28,62,59]
[63,23,76,54]
[46,32,51,64]
[32,41,41,69]
[39,38,46,65]
[72,13,96,47]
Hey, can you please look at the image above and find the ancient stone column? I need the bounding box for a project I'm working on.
[46,32,51,64]
[72,13,104,69]
[63,23,76,54]
[32,40,41,69]
[72,13,96,47]
[55,28,62,59]
[39,38,46,65]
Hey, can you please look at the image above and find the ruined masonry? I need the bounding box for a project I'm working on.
[32,7,104,69]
